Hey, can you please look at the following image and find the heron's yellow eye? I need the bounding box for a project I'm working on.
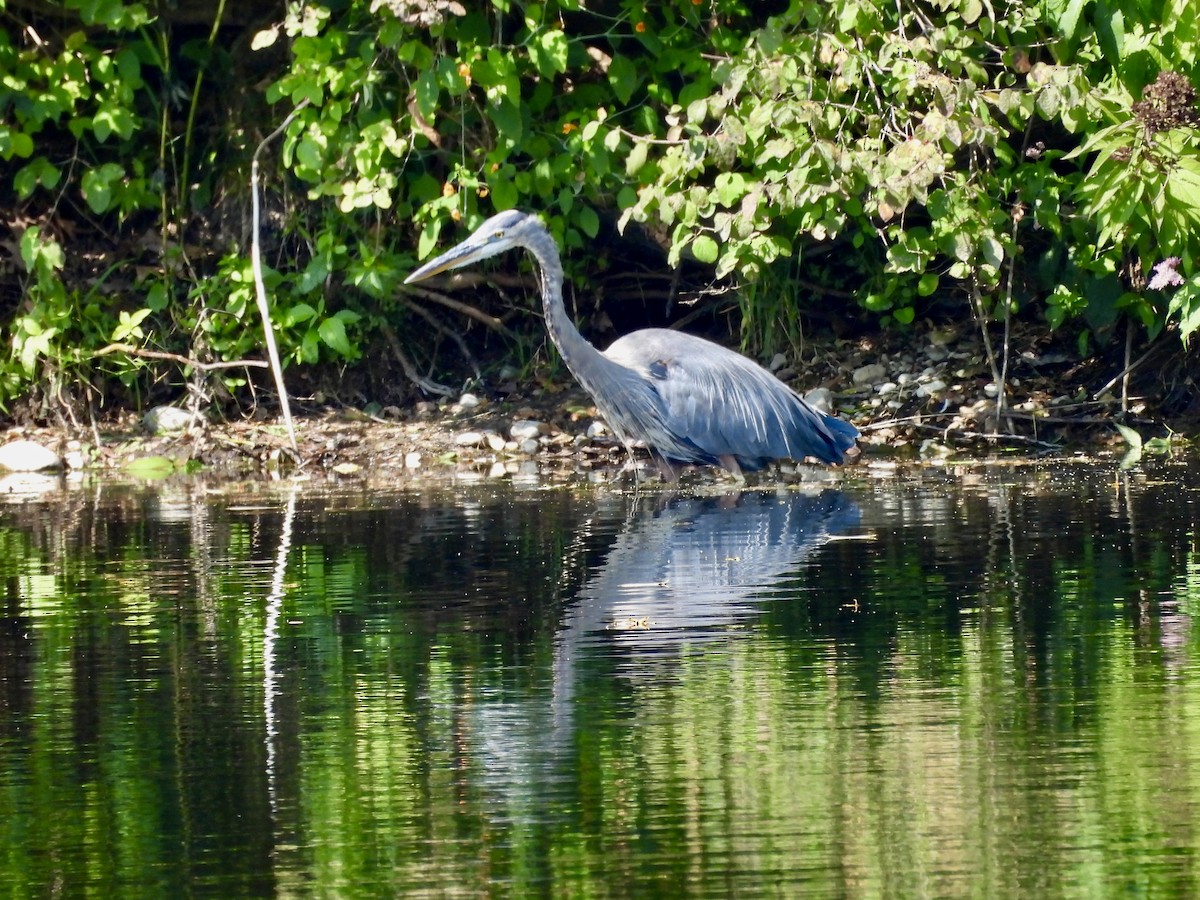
[493,231,505,239]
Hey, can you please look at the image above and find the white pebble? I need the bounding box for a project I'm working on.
[519,438,540,454]
[510,420,544,441]
[803,388,833,414]
[983,382,1000,397]
[143,406,193,434]
[768,353,788,372]
[486,433,507,451]
[852,363,888,386]
[875,381,897,394]
[586,421,608,438]
[458,392,481,409]
[0,440,62,472]
[455,431,485,447]
[404,452,422,469]
[916,379,947,397]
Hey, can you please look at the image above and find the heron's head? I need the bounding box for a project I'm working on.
[404,209,540,284]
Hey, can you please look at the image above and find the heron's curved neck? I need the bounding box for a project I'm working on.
[526,236,615,387]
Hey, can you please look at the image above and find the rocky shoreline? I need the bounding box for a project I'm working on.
[0,320,1175,486]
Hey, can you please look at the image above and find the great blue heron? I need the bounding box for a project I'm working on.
[404,210,859,477]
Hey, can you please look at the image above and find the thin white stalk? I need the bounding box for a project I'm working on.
[251,99,310,453]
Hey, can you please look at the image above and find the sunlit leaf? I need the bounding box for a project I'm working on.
[124,456,177,479]
[625,141,649,176]
[691,235,719,264]
[251,25,280,50]
[318,316,353,357]
[1114,422,1143,451]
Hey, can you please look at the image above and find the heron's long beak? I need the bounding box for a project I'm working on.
[403,239,490,285]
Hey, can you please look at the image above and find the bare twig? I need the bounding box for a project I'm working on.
[1121,318,1134,414]
[914,422,1061,449]
[403,282,516,337]
[1094,335,1163,400]
[250,99,310,453]
[93,343,270,370]
[402,301,482,381]
[969,280,1007,430]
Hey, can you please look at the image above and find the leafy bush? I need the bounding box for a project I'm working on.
[1,0,1198,419]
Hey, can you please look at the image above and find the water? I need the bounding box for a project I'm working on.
[2,464,1200,896]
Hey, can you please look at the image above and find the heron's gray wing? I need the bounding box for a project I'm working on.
[608,330,852,466]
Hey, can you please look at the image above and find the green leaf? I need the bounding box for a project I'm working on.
[538,30,569,75]
[607,54,640,106]
[81,163,124,214]
[1095,1,1124,61]
[116,47,142,85]
[487,98,524,146]
[296,256,330,294]
[124,456,177,479]
[714,172,746,207]
[318,316,353,357]
[576,205,600,239]
[1119,445,1142,471]
[284,302,318,326]
[1114,422,1143,451]
[1144,436,1172,455]
[625,141,649,177]
[2,130,34,159]
[489,175,518,211]
[981,237,1004,269]
[1167,158,1200,218]
[415,70,439,120]
[417,219,443,261]
[14,158,61,199]
[1055,0,1087,42]
[691,235,719,264]
[146,282,169,311]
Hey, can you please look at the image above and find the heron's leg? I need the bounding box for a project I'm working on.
[617,441,642,485]
[650,453,681,482]
[717,454,746,481]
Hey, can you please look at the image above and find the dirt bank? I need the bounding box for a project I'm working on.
[0,319,1183,485]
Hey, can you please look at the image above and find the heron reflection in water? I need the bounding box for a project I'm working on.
[405,210,859,479]
[470,489,861,813]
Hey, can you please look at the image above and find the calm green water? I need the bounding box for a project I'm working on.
[2,464,1200,897]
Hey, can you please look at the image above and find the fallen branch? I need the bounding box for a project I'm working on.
[860,408,1153,431]
[403,282,516,337]
[94,343,270,370]
[402,301,482,381]
[378,321,454,396]
[1093,335,1164,401]
[908,422,1062,450]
